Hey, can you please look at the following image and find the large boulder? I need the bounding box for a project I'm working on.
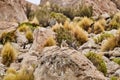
[111,0,120,10]
[0,21,18,34]
[34,46,107,80]
[31,27,55,52]
[40,0,119,16]
[0,0,27,23]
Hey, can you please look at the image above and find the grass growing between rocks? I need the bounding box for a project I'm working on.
[110,76,118,80]
[52,22,88,48]
[112,58,120,65]
[44,37,56,47]
[3,68,34,80]
[109,13,120,30]
[93,32,114,44]
[101,36,117,52]
[26,31,33,43]
[0,30,16,44]
[78,17,93,31]
[1,42,17,66]
[85,52,107,76]
[18,22,38,32]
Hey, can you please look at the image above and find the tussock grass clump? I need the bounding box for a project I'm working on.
[101,36,117,52]
[63,21,75,31]
[94,32,113,44]
[101,29,120,51]
[18,22,38,32]
[73,26,88,45]
[26,31,33,43]
[44,37,56,47]
[112,58,120,65]
[52,23,88,47]
[1,42,17,66]
[6,68,17,74]
[3,73,17,80]
[16,68,34,80]
[18,24,30,32]
[94,18,106,34]
[54,27,75,46]
[85,52,107,76]
[78,17,93,31]
[0,30,16,44]
[3,68,34,80]
[52,23,62,32]
[109,13,120,30]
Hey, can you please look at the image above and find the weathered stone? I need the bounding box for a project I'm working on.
[114,69,120,77]
[103,56,120,76]
[31,27,55,52]
[0,64,6,80]
[34,46,106,80]
[110,47,120,57]
[0,21,18,34]
[79,39,100,54]
[0,0,28,23]
[111,0,120,9]
[16,31,28,48]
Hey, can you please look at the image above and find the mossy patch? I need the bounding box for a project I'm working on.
[85,52,107,76]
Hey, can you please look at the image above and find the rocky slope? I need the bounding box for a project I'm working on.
[0,0,120,80]
[40,0,119,16]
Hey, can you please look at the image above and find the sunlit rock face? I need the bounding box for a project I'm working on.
[34,46,107,80]
[0,0,28,23]
[111,0,120,9]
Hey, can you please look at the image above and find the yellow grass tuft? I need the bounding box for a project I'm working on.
[78,17,93,31]
[93,18,106,34]
[18,25,30,32]
[73,26,88,45]
[1,42,17,66]
[101,36,117,51]
[44,37,56,47]
[26,31,33,43]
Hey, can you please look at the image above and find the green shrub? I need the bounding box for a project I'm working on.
[35,5,51,27]
[112,58,120,65]
[77,4,93,17]
[50,12,69,24]
[54,27,75,46]
[94,32,113,43]
[1,42,17,66]
[49,3,93,20]
[109,13,120,30]
[85,52,107,76]
[18,22,38,32]
[0,30,16,44]
[110,76,118,80]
